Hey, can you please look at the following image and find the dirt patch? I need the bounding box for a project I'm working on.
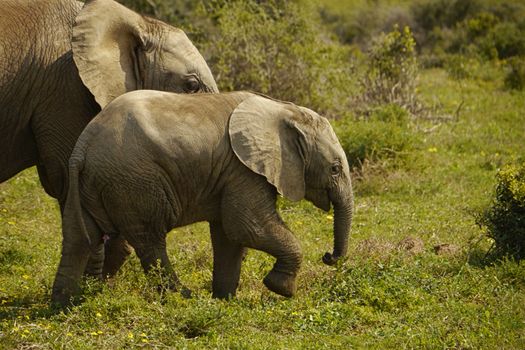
[396,236,425,254]
[433,243,460,256]
[357,238,396,256]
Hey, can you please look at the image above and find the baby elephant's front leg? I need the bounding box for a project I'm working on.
[126,232,191,297]
[257,220,303,297]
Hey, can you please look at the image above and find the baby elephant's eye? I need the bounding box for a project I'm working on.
[330,164,341,175]
[184,77,201,93]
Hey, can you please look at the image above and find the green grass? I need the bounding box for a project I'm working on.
[1,67,525,348]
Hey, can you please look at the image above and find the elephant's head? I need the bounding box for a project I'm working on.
[229,95,353,266]
[72,0,218,108]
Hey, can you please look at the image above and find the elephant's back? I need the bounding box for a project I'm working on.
[0,0,81,61]
[75,90,257,163]
[0,0,81,88]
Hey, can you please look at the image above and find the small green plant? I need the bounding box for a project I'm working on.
[478,163,525,259]
[504,57,525,90]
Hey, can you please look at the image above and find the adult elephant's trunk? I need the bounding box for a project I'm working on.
[323,183,353,266]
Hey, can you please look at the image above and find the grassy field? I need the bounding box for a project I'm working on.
[1,67,524,348]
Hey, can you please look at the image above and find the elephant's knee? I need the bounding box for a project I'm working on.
[275,246,303,274]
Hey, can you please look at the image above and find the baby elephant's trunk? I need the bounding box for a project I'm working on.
[323,185,353,265]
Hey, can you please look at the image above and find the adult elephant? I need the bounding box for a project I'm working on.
[0,0,218,274]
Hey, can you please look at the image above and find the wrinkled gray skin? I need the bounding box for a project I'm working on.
[51,91,353,306]
[0,0,218,276]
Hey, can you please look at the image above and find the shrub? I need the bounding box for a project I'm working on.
[478,163,525,259]
[357,25,422,117]
[490,22,525,59]
[444,54,479,80]
[333,104,418,168]
[504,57,525,90]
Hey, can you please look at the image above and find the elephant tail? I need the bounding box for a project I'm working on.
[62,123,101,251]
[62,156,93,250]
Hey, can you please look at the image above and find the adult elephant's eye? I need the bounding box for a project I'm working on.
[330,164,341,175]
[184,77,201,93]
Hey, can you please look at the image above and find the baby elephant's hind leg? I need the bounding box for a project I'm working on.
[102,236,133,278]
[52,211,104,307]
[126,232,191,298]
[210,221,246,299]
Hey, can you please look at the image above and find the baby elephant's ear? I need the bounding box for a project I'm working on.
[229,96,306,201]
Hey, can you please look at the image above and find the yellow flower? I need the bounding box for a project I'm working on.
[127,332,134,339]
[97,330,103,335]
[67,333,73,337]
[90,332,98,336]
[7,221,15,225]
[22,274,29,280]
[326,215,333,220]
[95,312,102,318]
[427,147,438,153]
[140,333,147,337]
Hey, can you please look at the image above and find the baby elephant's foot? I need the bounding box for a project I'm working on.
[162,280,192,299]
[263,270,297,297]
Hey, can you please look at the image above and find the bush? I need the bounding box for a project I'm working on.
[504,57,525,90]
[444,54,480,80]
[490,22,525,59]
[478,163,525,259]
[334,104,418,168]
[357,26,422,117]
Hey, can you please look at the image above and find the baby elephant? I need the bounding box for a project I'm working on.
[51,91,353,306]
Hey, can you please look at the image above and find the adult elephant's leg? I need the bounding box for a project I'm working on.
[209,221,246,299]
[101,236,133,278]
[125,232,190,297]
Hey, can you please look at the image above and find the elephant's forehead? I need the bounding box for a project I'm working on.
[163,31,198,55]
[315,118,339,145]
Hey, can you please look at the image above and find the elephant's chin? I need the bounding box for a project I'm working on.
[309,190,331,212]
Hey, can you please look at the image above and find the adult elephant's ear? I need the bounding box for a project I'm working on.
[72,0,147,108]
[229,95,308,201]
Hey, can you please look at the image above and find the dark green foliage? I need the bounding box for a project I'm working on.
[479,163,525,259]
[504,57,525,90]
[411,0,525,60]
